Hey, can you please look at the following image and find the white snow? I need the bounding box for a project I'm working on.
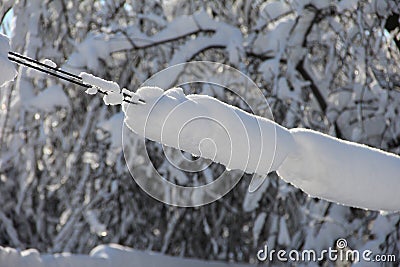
[103,91,124,105]
[0,244,249,267]
[277,128,400,212]
[122,88,140,103]
[0,33,17,87]
[253,18,295,55]
[26,85,70,112]
[121,87,400,212]
[80,72,123,105]
[85,87,98,95]
[97,112,124,149]
[123,86,295,174]
[42,58,57,68]
[259,1,291,22]
[67,33,132,70]
[80,72,120,93]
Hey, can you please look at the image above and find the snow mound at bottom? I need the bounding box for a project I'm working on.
[0,244,248,267]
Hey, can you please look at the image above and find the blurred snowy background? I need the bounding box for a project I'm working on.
[0,0,400,266]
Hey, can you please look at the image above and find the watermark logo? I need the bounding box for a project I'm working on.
[336,238,347,249]
[257,238,397,263]
[122,61,276,207]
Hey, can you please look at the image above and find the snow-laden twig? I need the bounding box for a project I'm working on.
[7,52,144,106]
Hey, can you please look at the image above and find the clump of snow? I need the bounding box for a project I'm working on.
[0,33,17,87]
[85,87,98,95]
[80,72,123,105]
[42,58,57,68]
[123,86,295,174]
[336,0,359,12]
[253,18,295,55]
[26,85,70,112]
[103,91,123,105]
[277,128,400,212]
[80,72,120,93]
[67,33,132,70]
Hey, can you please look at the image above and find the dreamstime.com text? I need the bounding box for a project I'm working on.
[257,239,397,263]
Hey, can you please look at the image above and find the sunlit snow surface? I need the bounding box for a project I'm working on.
[42,59,57,68]
[123,86,294,174]
[122,86,400,212]
[277,128,400,212]
[80,72,123,105]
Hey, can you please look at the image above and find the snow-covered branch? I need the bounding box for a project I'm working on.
[121,86,400,212]
[2,0,400,264]
[0,33,17,87]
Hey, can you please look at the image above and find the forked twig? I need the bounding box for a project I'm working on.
[7,51,145,105]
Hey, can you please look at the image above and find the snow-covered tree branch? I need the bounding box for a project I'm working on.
[1,0,400,266]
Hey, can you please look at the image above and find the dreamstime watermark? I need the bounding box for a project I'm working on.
[257,238,397,263]
[122,61,278,207]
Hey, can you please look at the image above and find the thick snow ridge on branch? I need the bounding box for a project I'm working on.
[121,87,400,212]
[123,87,294,174]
